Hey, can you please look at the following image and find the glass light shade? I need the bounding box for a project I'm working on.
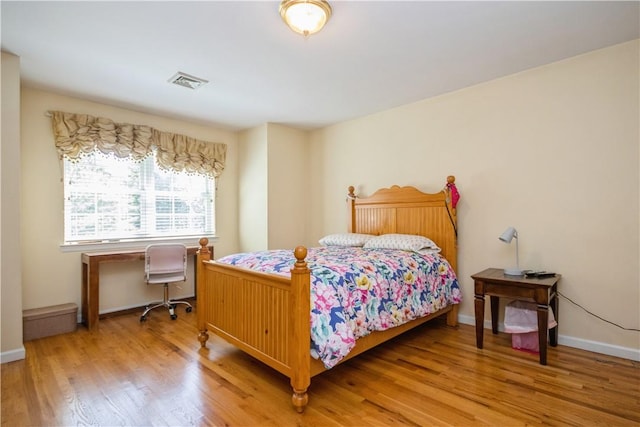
[280,0,332,36]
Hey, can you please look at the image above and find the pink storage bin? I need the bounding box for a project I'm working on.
[511,331,541,353]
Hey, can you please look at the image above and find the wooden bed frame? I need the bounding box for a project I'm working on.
[195,176,460,413]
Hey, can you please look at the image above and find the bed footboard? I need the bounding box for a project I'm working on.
[196,239,311,413]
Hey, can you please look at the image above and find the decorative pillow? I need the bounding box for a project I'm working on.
[318,233,375,247]
[363,233,441,253]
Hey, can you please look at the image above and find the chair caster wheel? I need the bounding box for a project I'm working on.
[171,314,177,320]
[140,315,147,322]
[186,306,193,313]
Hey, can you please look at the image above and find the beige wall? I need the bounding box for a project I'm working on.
[238,125,268,252]
[308,40,640,356]
[19,88,239,316]
[266,124,310,250]
[1,52,25,362]
[238,123,310,252]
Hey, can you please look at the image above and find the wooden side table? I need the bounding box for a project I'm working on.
[471,268,560,365]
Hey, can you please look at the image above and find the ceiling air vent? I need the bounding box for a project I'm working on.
[168,72,209,90]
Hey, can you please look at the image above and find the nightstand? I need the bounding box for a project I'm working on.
[471,268,560,365]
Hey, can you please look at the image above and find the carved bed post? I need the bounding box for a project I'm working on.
[290,246,311,413]
[197,237,211,348]
[446,304,459,327]
[347,186,356,233]
[445,175,459,327]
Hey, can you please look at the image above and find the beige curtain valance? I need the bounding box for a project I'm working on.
[154,130,226,178]
[50,110,227,179]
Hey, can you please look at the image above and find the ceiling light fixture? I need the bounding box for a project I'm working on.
[279,0,332,37]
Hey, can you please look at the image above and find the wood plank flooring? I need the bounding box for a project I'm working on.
[2,304,638,426]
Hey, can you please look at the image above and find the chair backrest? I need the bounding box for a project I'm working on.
[145,244,187,283]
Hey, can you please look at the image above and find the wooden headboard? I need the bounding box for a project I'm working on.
[347,177,458,272]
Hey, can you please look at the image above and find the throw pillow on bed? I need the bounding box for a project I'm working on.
[363,233,441,253]
[319,233,375,247]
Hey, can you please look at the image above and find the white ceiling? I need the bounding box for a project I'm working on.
[2,1,638,131]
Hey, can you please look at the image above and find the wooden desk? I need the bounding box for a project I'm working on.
[471,268,560,365]
[81,245,211,330]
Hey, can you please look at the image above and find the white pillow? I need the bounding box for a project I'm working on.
[319,233,375,247]
[363,233,441,253]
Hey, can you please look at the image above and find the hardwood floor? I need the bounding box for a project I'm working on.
[2,305,638,426]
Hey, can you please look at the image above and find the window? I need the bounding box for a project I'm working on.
[64,151,214,244]
[50,110,226,246]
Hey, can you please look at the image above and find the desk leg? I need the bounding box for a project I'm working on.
[474,293,485,349]
[87,259,100,330]
[537,304,549,365]
[81,261,89,327]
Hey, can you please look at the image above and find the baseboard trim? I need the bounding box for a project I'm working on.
[457,314,640,362]
[1,346,26,364]
[556,335,640,362]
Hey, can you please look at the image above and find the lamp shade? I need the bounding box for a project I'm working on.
[280,0,332,37]
[499,226,517,243]
[499,226,523,276]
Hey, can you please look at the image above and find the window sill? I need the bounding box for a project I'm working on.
[59,235,218,253]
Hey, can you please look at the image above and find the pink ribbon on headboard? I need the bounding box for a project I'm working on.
[446,176,460,210]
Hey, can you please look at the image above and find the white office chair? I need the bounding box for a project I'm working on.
[140,243,193,321]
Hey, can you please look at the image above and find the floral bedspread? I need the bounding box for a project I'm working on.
[216,246,462,369]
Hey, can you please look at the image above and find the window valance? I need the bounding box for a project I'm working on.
[50,110,227,178]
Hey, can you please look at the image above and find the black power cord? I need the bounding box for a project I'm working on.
[558,291,640,332]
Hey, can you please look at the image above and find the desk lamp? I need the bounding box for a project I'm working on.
[499,226,524,276]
